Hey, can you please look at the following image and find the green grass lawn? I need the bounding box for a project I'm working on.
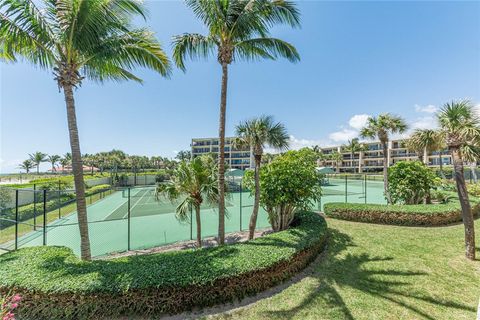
[209,218,480,320]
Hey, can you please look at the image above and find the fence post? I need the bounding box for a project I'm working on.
[190,207,193,240]
[33,184,36,231]
[58,180,61,219]
[364,174,367,204]
[345,174,348,203]
[43,189,47,246]
[127,188,131,251]
[14,190,18,250]
[239,181,243,231]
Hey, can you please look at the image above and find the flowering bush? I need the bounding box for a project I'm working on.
[1,293,21,320]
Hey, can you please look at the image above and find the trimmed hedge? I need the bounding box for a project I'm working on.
[0,211,327,319]
[324,201,480,226]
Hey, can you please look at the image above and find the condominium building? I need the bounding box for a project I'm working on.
[191,137,251,170]
[321,139,452,173]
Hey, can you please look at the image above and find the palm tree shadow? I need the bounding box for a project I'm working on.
[264,228,476,320]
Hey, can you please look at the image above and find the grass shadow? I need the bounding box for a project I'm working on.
[263,228,476,320]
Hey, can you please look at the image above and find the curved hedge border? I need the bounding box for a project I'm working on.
[0,211,327,319]
[324,201,480,226]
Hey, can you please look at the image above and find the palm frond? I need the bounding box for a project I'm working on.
[172,33,217,70]
[85,29,171,81]
[235,37,299,62]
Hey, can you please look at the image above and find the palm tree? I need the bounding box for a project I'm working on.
[175,150,192,162]
[18,160,34,174]
[234,115,289,240]
[342,138,368,173]
[47,155,61,173]
[156,156,219,248]
[59,157,70,174]
[172,0,300,245]
[360,114,408,203]
[329,151,343,173]
[0,0,171,260]
[29,152,47,174]
[437,100,479,260]
[407,129,440,164]
[312,145,326,167]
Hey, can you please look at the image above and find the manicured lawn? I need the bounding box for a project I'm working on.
[210,218,480,320]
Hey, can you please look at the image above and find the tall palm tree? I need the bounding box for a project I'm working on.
[156,156,219,248]
[47,154,61,173]
[18,159,34,174]
[342,138,367,173]
[234,115,289,240]
[329,151,343,173]
[0,0,171,260]
[172,0,300,244]
[360,114,408,203]
[437,100,479,260]
[29,152,47,174]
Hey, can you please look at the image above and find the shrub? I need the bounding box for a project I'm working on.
[467,183,480,197]
[0,212,327,319]
[85,184,111,195]
[430,190,452,204]
[37,180,72,191]
[0,292,21,320]
[244,148,322,231]
[0,188,12,212]
[324,200,480,226]
[388,161,440,204]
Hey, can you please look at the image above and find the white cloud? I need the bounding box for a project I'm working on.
[348,114,370,130]
[286,135,333,151]
[410,116,437,130]
[329,129,358,142]
[474,104,480,117]
[415,104,438,114]
[325,114,371,143]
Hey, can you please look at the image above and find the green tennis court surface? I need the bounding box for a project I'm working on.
[7,179,386,258]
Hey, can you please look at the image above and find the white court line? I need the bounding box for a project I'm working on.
[121,189,151,219]
[101,193,133,220]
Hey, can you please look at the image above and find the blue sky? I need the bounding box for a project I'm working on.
[1,1,479,173]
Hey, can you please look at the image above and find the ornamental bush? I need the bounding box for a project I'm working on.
[388,161,440,204]
[0,211,327,319]
[244,148,321,231]
[324,200,480,226]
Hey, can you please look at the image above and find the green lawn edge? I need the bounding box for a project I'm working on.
[0,211,328,319]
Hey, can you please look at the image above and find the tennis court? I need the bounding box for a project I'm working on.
[6,177,386,258]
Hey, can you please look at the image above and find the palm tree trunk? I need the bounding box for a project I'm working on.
[451,147,476,260]
[217,62,228,245]
[37,164,39,174]
[249,155,261,240]
[63,84,91,261]
[195,205,202,248]
[382,140,391,203]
